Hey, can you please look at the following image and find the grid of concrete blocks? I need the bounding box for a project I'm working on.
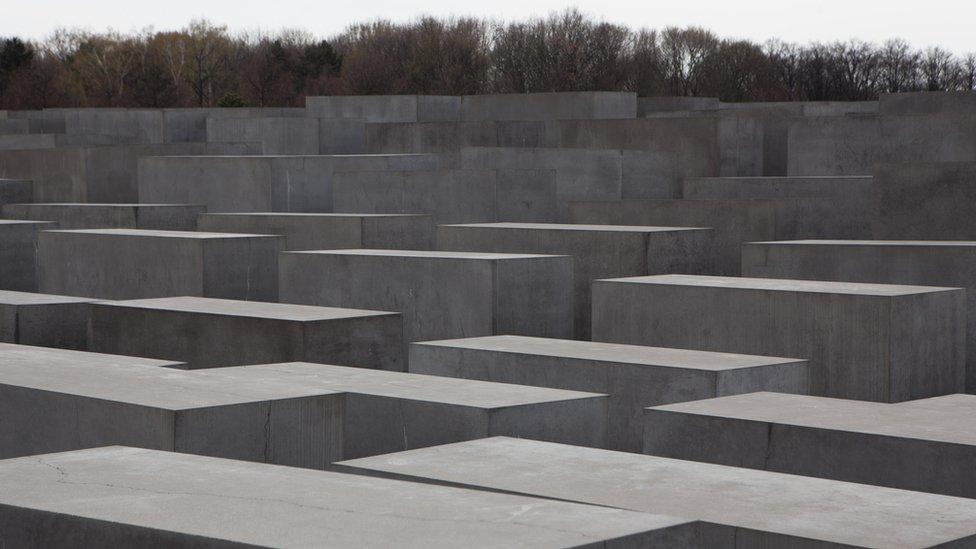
[1,90,976,546]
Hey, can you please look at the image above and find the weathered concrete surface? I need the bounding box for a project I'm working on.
[279,249,574,343]
[460,92,637,121]
[0,220,57,291]
[37,229,283,300]
[0,446,707,548]
[0,290,96,350]
[2,203,206,230]
[0,133,57,150]
[742,240,976,392]
[306,95,461,123]
[879,91,976,164]
[206,116,320,154]
[592,274,966,402]
[568,199,777,275]
[410,335,808,452]
[337,437,976,548]
[638,96,720,114]
[787,114,880,176]
[138,154,442,213]
[164,107,305,143]
[0,142,259,203]
[198,212,434,250]
[873,162,976,239]
[0,343,343,468]
[0,178,31,204]
[221,362,608,458]
[436,223,714,339]
[683,176,874,238]
[89,296,404,371]
[644,392,976,499]
[333,168,559,224]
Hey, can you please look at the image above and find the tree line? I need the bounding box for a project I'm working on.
[1,10,974,110]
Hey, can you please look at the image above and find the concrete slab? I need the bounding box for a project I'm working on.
[2,203,206,230]
[0,446,707,548]
[459,92,637,121]
[214,362,608,458]
[336,437,976,548]
[644,391,976,499]
[436,223,714,339]
[873,161,976,239]
[0,290,97,350]
[88,296,404,371]
[0,220,57,291]
[197,212,434,250]
[0,178,32,204]
[37,229,283,300]
[279,249,574,343]
[410,335,808,452]
[0,343,343,468]
[742,239,976,392]
[591,274,966,402]
[138,154,442,213]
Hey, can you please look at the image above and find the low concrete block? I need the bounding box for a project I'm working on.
[644,392,976,499]
[0,446,705,548]
[37,229,283,300]
[2,203,206,230]
[410,335,808,452]
[742,239,976,392]
[218,362,608,458]
[0,290,96,350]
[0,178,31,204]
[592,274,965,402]
[279,249,574,343]
[436,223,714,339]
[198,212,434,250]
[0,220,57,291]
[336,437,976,548]
[0,343,343,468]
[88,296,404,371]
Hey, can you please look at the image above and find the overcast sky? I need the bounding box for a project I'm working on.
[4,0,974,53]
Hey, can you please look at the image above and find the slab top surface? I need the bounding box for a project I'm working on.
[5,203,204,208]
[415,336,805,371]
[0,344,339,409]
[751,239,976,248]
[440,223,711,233]
[41,228,280,239]
[651,392,976,445]
[99,296,398,321]
[338,437,976,548]
[0,446,691,548]
[599,274,962,296]
[202,212,428,218]
[287,249,568,260]
[0,290,97,305]
[218,362,605,408]
[0,219,55,226]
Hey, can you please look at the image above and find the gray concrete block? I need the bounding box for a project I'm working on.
[198,212,434,250]
[787,114,880,176]
[138,154,442,213]
[644,392,976,499]
[742,240,976,392]
[410,335,808,452]
[336,437,976,548]
[225,362,608,458]
[89,296,404,371]
[306,95,461,123]
[0,290,96,350]
[460,92,637,121]
[37,229,283,300]
[0,446,707,548]
[206,116,319,154]
[436,223,714,339]
[591,274,966,402]
[873,161,976,239]
[0,179,32,205]
[333,168,559,224]
[2,203,206,230]
[638,96,720,114]
[279,249,574,343]
[0,133,57,150]
[0,220,57,291]
[568,199,778,275]
[318,117,366,153]
[0,343,343,468]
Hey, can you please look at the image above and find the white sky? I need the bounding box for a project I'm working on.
[4,0,974,53]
